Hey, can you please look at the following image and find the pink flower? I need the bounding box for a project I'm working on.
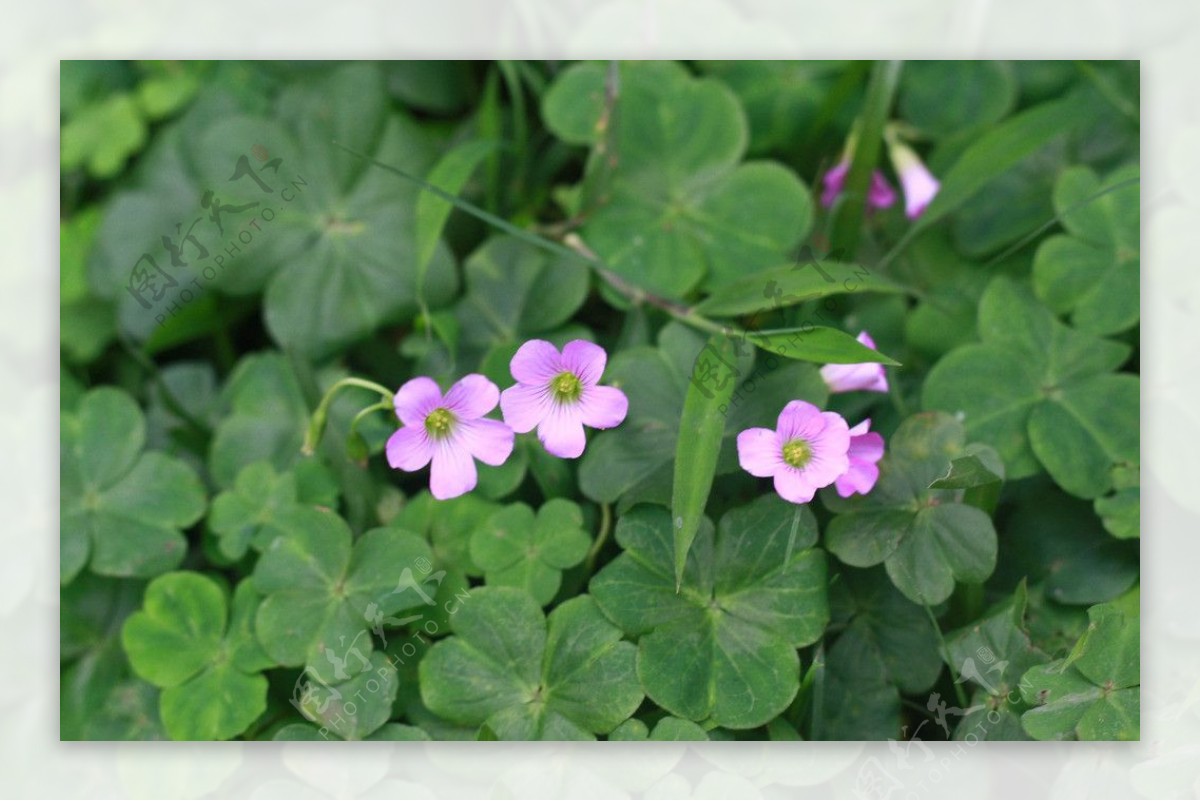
[386,375,514,500]
[736,400,851,504]
[500,339,628,459]
[820,160,896,210]
[835,418,885,498]
[888,140,940,219]
[820,331,889,394]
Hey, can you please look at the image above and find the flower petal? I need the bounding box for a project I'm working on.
[848,429,885,465]
[578,385,628,430]
[801,412,852,486]
[821,161,849,207]
[561,340,607,386]
[510,339,563,384]
[442,374,500,420]
[737,427,783,478]
[538,404,587,459]
[868,171,897,209]
[774,466,819,504]
[776,400,824,442]
[819,332,888,394]
[836,461,881,498]
[386,426,433,471]
[429,440,478,500]
[500,383,551,433]
[393,376,443,427]
[457,418,515,467]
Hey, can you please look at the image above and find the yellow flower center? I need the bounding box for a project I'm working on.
[551,371,583,403]
[782,438,812,469]
[424,407,454,438]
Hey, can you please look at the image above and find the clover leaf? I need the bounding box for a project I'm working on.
[61,387,206,583]
[281,652,416,741]
[470,499,591,606]
[393,490,504,576]
[1033,164,1139,336]
[121,573,273,740]
[543,60,811,297]
[1021,588,1139,740]
[822,567,942,739]
[923,276,1137,498]
[454,235,590,352]
[824,412,998,605]
[208,459,338,561]
[590,497,829,729]
[944,582,1049,740]
[419,588,642,740]
[608,716,709,741]
[252,506,437,675]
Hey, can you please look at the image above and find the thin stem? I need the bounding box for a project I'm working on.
[924,604,970,708]
[302,377,395,456]
[585,502,613,574]
[349,400,392,436]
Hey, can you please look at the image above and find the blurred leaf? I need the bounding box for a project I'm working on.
[61,93,147,178]
[61,388,206,583]
[695,260,906,317]
[900,61,1016,139]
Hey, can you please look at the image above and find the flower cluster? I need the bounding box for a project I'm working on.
[386,339,629,500]
[821,131,940,220]
[737,331,888,504]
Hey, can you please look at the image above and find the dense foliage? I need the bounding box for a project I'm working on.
[61,60,1139,741]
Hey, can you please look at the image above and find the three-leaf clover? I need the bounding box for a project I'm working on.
[944,582,1049,740]
[252,506,438,675]
[1021,588,1139,741]
[62,387,206,583]
[923,276,1137,498]
[825,412,999,605]
[121,573,273,740]
[1033,164,1139,336]
[543,60,811,297]
[470,499,591,605]
[590,497,829,729]
[419,588,642,740]
[208,459,338,561]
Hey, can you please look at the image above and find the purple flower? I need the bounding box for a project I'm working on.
[500,339,629,459]
[820,160,896,210]
[889,141,940,219]
[835,418,885,498]
[736,400,851,504]
[820,331,890,394]
[386,374,514,500]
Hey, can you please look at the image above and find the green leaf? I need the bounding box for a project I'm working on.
[122,574,270,740]
[1021,588,1139,740]
[252,507,437,674]
[823,567,942,739]
[825,412,998,605]
[673,335,737,588]
[292,651,400,740]
[419,589,643,739]
[899,61,1016,138]
[61,93,147,178]
[1033,164,1139,335]
[923,276,1136,497]
[61,208,116,364]
[415,139,499,298]
[590,498,828,729]
[454,235,590,350]
[906,91,1099,237]
[608,716,710,741]
[943,582,1049,740]
[928,448,1004,490]
[695,260,906,318]
[61,388,206,583]
[543,61,811,297]
[394,490,504,576]
[748,326,901,366]
[470,500,591,605]
[208,460,337,561]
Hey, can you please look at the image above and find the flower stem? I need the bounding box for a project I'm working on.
[924,603,970,708]
[303,378,395,456]
[585,502,613,574]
